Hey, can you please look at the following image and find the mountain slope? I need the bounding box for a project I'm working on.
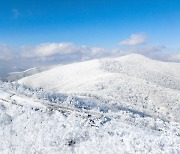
[18,54,180,92]
[1,65,57,82]
[0,82,180,153]
[18,54,180,122]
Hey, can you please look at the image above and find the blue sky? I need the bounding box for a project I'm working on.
[0,0,180,76]
[0,0,180,48]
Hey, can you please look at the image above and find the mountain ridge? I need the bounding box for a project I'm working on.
[18,54,180,122]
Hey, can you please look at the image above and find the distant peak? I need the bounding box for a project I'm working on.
[123,53,149,59]
[116,54,151,61]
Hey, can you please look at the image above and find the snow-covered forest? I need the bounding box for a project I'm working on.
[0,54,180,153]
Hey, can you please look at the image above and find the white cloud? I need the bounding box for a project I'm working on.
[90,47,108,57]
[132,45,166,54]
[0,44,13,60]
[20,42,168,63]
[119,33,147,46]
[21,43,88,58]
[110,45,166,57]
[168,54,180,62]
[21,42,109,60]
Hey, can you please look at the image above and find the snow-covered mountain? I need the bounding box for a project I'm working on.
[1,65,57,82]
[0,80,180,153]
[1,54,180,153]
[18,54,180,122]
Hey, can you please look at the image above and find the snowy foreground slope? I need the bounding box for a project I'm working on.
[0,82,180,154]
[0,54,180,153]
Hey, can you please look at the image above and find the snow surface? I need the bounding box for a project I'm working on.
[1,54,180,153]
[18,54,180,122]
[0,82,180,153]
[1,65,57,82]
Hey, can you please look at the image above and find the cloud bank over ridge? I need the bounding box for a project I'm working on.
[0,33,179,76]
